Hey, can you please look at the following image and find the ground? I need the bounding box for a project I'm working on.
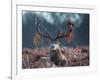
[22,46,89,69]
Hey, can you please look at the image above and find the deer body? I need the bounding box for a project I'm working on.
[49,42,68,66]
[57,48,68,66]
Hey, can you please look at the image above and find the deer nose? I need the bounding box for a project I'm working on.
[51,45,55,49]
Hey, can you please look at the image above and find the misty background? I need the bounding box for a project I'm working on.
[22,11,89,48]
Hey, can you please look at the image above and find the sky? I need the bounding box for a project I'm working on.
[22,11,89,48]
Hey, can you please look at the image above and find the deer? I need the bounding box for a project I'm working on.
[33,19,75,67]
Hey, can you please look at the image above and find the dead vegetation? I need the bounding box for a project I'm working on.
[22,46,89,69]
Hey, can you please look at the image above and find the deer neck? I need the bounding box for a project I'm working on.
[57,48,62,56]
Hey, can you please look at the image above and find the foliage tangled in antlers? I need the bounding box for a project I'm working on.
[33,32,42,48]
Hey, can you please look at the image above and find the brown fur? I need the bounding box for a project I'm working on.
[49,43,68,67]
[56,48,68,66]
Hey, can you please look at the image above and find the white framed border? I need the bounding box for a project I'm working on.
[12,3,97,80]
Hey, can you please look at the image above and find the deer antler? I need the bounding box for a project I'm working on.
[53,31,67,41]
[42,31,53,41]
[54,30,74,42]
[33,18,75,48]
